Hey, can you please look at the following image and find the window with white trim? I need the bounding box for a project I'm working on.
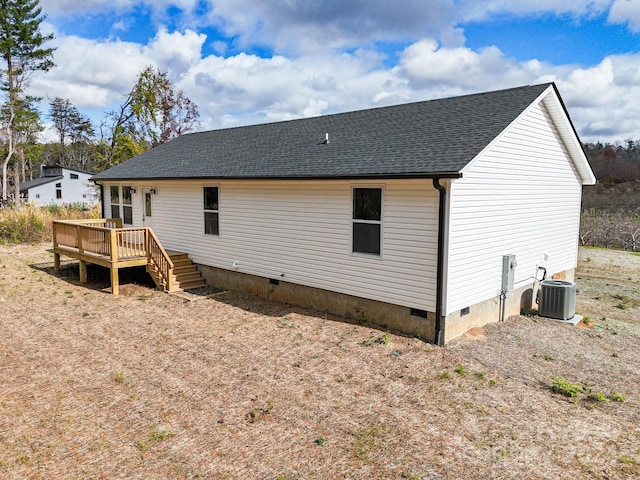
[122,186,133,225]
[110,186,120,219]
[352,187,382,255]
[110,186,133,225]
[204,187,219,235]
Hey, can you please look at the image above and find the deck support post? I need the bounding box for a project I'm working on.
[110,267,119,296]
[79,260,87,283]
[53,252,60,272]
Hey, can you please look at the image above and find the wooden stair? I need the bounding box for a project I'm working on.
[148,250,206,292]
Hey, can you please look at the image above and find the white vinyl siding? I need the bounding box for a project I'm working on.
[141,179,439,311]
[445,101,583,314]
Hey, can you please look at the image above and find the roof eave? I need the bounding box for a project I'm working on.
[91,172,464,183]
[544,84,597,185]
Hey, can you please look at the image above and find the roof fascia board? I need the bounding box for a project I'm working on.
[91,172,464,183]
[541,85,596,185]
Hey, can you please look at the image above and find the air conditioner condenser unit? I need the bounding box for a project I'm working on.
[539,280,576,320]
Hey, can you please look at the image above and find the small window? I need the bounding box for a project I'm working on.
[36,194,40,199]
[122,186,133,225]
[110,186,120,219]
[56,189,62,199]
[204,187,219,235]
[110,186,119,204]
[70,173,79,180]
[352,187,382,255]
[145,192,152,217]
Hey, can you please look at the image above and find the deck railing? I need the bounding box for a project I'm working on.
[114,228,148,259]
[52,219,174,292]
[53,218,123,250]
[147,228,175,291]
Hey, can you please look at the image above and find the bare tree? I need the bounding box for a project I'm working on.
[98,66,199,169]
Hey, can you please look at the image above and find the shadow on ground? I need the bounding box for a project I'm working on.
[30,258,157,293]
[29,258,413,339]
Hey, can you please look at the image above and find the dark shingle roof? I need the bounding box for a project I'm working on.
[92,83,552,181]
[20,176,63,191]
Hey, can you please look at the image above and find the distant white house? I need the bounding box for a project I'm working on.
[20,166,98,207]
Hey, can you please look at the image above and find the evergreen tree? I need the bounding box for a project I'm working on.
[49,97,94,167]
[0,0,55,201]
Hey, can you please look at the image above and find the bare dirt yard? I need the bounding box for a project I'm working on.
[0,244,638,479]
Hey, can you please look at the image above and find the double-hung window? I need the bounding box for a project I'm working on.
[110,186,120,218]
[204,187,219,235]
[352,187,382,255]
[122,186,133,225]
[110,186,133,225]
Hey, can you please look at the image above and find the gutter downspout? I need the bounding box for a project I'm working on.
[433,177,446,346]
[97,183,105,218]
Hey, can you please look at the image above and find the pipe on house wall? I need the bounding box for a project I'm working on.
[98,183,105,218]
[432,177,447,346]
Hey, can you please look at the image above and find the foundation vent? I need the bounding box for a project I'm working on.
[539,280,576,320]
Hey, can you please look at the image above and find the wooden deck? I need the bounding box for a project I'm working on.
[52,219,203,295]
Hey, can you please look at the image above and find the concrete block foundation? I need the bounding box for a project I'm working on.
[197,264,436,342]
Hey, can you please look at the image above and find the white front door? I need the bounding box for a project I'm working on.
[142,189,154,230]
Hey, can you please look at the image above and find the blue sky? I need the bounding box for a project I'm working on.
[30,0,640,143]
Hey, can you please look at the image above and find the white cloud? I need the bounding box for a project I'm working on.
[207,0,457,53]
[182,50,397,129]
[608,0,640,31]
[28,35,148,110]
[112,20,127,32]
[40,0,200,17]
[143,27,207,75]
[26,27,205,132]
[398,39,537,92]
[41,0,135,16]
[558,54,640,142]
[458,0,612,21]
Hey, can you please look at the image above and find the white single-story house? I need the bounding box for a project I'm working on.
[91,83,596,344]
[21,165,98,206]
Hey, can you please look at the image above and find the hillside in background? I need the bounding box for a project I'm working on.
[583,142,640,185]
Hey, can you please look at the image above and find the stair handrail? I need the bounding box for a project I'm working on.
[146,228,175,291]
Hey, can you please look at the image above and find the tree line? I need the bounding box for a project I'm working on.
[581,149,640,251]
[0,0,199,203]
[583,141,640,184]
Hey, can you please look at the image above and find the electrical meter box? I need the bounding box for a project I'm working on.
[502,254,517,291]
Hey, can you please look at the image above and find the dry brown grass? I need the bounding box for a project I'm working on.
[0,204,101,244]
[577,246,640,333]
[0,244,638,479]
